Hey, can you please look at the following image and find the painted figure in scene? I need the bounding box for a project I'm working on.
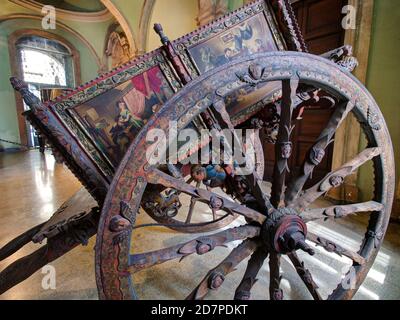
[109,100,144,157]
[191,164,238,189]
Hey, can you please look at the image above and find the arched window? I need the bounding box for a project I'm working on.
[15,35,76,147]
[17,35,75,93]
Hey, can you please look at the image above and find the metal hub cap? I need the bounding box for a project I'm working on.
[262,208,315,256]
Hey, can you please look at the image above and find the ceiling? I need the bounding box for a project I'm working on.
[33,0,107,13]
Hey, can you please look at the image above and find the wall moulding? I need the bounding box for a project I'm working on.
[9,0,113,22]
[100,0,137,58]
[0,13,102,69]
[138,0,156,55]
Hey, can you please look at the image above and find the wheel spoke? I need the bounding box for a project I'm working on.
[287,252,322,300]
[300,201,384,222]
[252,129,265,179]
[212,99,274,214]
[269,252,283,300]
[146,168,266,224]
[290,147,381,211]
[234,247,268,300]
[167,163,184,179]
[271,78,299,207]
[128,225,260,273]
[212,99,235,130]
[307,232,366,265]
[285,101,354,205]
[186,239,258,300]
[185,181,201,224]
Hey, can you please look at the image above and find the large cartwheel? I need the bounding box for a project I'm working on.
[95,52,395,300]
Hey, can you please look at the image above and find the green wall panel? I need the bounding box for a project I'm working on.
[359,0,400,201]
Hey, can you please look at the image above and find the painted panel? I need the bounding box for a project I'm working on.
[189,13,278,74]
[71,66,174,166]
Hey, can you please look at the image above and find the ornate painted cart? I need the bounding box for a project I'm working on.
[1,0,395,300]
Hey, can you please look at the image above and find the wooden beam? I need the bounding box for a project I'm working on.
[330,0,374,203]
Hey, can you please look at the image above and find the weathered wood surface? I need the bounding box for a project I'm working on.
[32,188,98,243]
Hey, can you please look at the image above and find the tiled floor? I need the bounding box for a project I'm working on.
[0,150,399,300]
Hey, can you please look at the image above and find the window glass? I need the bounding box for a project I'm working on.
[16,35,75,147]
[17,36,74,88]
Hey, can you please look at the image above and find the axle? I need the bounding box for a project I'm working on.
[262,209,314,256]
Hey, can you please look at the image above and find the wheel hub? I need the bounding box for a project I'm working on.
[261,208,315,256]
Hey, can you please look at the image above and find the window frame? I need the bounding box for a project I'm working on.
[8,29,81,147]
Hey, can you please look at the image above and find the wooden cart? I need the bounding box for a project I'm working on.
[1,0,395,300]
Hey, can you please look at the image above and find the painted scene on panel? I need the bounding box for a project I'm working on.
[189,13,277,74]
[73,66,174,166]
[189,13,280,119]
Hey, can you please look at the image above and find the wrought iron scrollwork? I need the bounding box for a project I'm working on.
[144,189,182,218]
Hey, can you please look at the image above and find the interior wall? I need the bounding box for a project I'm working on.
[1,2,112,60]
[147,0,198,52]
[101,0,143,53]
[0,27,19,151]
[0,1,114,151]
[358,0,400,209]
[228,0,246,11]
[145,0,246,52]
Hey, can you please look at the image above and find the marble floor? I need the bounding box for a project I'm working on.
[0,150,399,300]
